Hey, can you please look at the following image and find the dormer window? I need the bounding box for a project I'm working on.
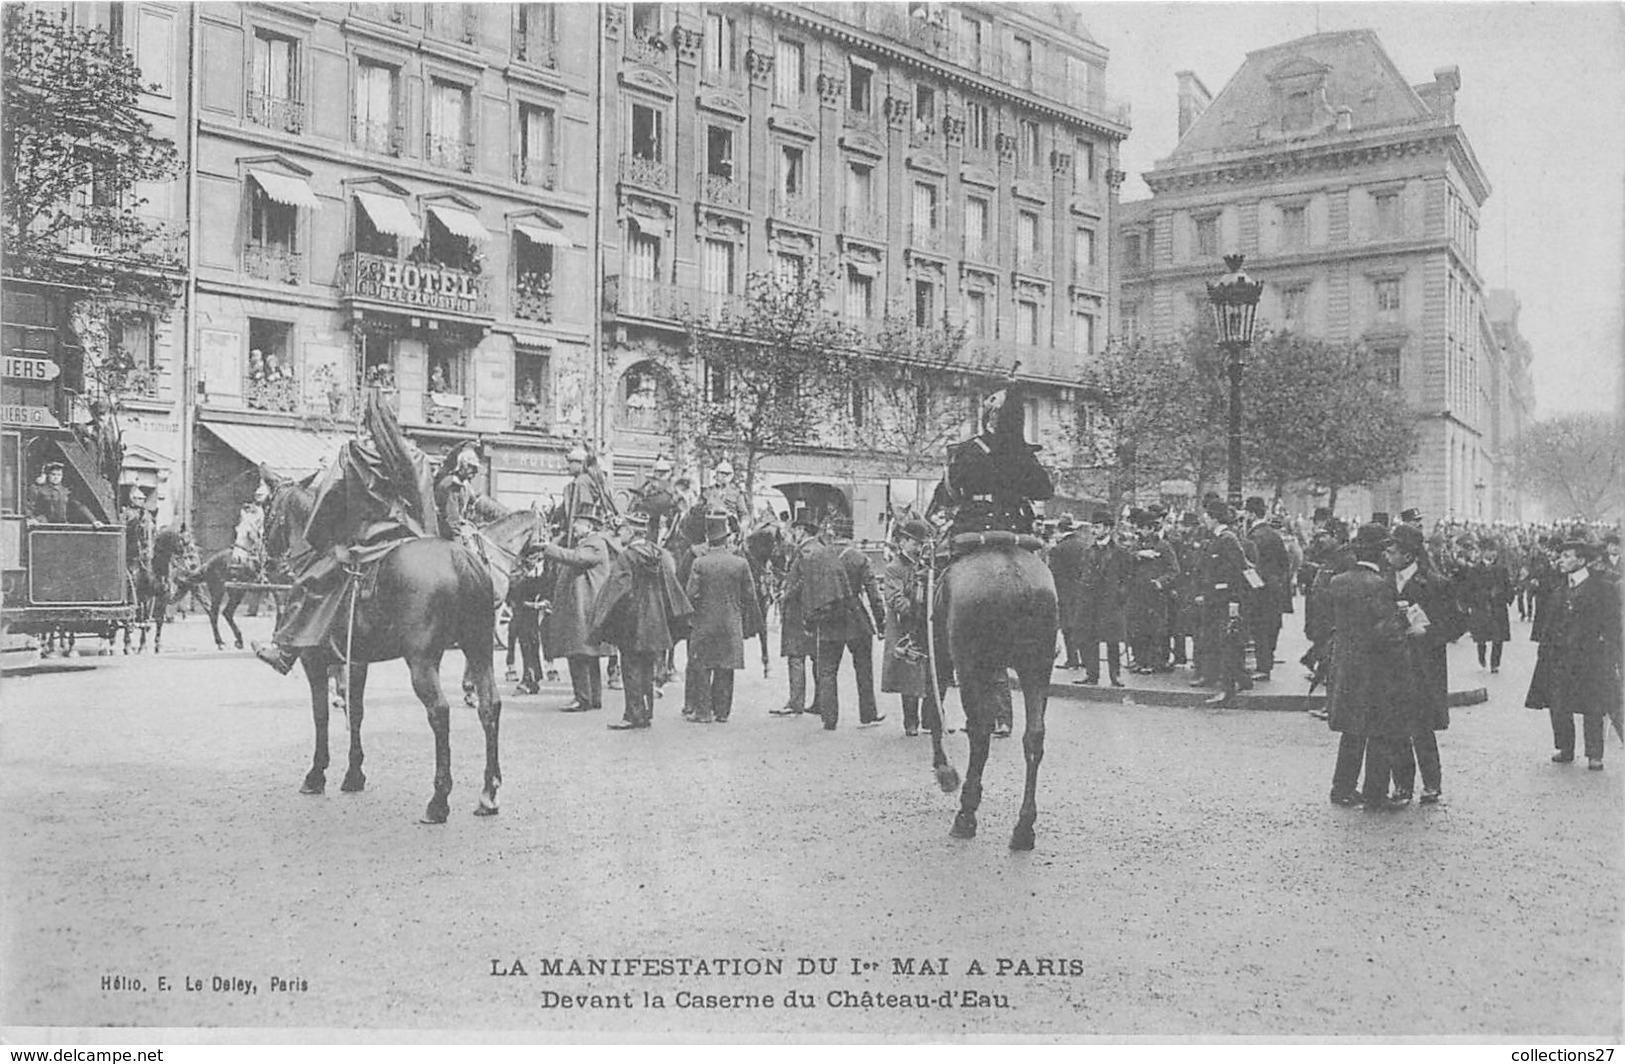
[1284,90,1314,131]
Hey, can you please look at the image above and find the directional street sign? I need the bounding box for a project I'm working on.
[3,355,61,382]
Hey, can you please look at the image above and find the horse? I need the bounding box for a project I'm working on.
[172,547,258,650]
[264,476,503,824]
[113,525,191,654]
[924,541,1058,851]
[742,523,786,677]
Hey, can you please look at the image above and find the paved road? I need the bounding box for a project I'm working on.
[2,607,1619,1038]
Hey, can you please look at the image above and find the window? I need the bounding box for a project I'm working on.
[1023,396,1041,445]
[959,14,985,67]
[251,31,300,132]
[966,101,990,152]
[914,84,936,129]
[1018,210,1039,255]
[702,239,736,295]
[1194,214,1219,258]
[1284,90,1314,131]
[964,196,988,258]
[428,79,472,171]
[848,59,872,114]
[622,364,671,432]
[425,209,477,272]
[1074,139,1095,191]
[631,103,663,161]
[1280,204,1306,249]
[1074,228,1097,274]
[775,252,805,287]
[965,288,988,338]
[846,161,873,214]
[1375,277,1401,321]
[1019,119,1041,171]
[1374,191,1400,238]
[1013,36,1034,88]
[704,11,736,75]
[246,181,299,284]
[426,341,466,399]
[630,3,660,41]
[706,125,735,179]
[913,278,937,328]
[850,382,867,430]
[704,358,730,403]
[627,230,660,282]
[1121,301,1142,341]
[1016,299,1040,346]
[246,318,293,409]
[845,266,874,319]
[775,38,804,107]
[517,104,555,186]
[779,144,805,197]
[1374,346,1401,387]
[1124,233,1143,269]
[912,182,939,234]
[514,233,553,320]
[108,313,156,395]
[1076,308,1102,355]
[515,4,556,66]
[513,348,551,428]
[354,60,398,154]
[1281,285,1308,324]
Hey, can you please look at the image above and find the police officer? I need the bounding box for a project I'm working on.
[1195,498,1252,705]
[121,485,156,568]
[703,459,749,534]
[629,453,678,544]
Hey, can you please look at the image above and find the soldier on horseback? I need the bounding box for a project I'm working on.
[930,377,1054,537]
[434,440,486,550]
[702,459,749,535]
[628,452,678,544]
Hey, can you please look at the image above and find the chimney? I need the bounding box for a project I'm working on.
[1176,70,1213,138]
[1431,65,1460,122]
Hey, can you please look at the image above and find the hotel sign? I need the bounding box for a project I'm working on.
[345,252,490,317]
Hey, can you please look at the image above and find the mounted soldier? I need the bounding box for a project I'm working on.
[928,377,1054,536]
[628,452,678,545]
[701,459,749,536]
[434,440,486,549]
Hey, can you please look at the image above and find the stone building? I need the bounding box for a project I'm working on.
[1116,29,1518,522]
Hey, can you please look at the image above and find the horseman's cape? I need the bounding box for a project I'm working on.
[304,390,439,553]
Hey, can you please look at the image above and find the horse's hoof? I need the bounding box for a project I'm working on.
[935,764,961,794]
[474,794,499,817]
[300,774,325,795]
[421,800,450,825]
[234,640,244,650]
[950,813,977,839]
[1010,824,1036,851]
[340,771,366,793]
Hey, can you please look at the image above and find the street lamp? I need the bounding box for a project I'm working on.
[1206,254,1264,508]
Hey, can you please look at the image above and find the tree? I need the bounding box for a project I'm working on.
[1514,412,1624,521]
[847,306,977,480]
[1241,331,1419,508]
[675,267,860,501]
[3,8,182,305]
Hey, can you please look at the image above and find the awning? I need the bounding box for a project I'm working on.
[202,422,348,478]
[355,190,423,242]
[626,213,671,237]
[514,221,576,248]
[428,203,491,243]
[248,170,322,211]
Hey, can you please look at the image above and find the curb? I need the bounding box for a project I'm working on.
[1048,683,1491,712]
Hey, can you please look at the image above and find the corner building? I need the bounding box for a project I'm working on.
[1117,30,1514,522]
[595,3,1130,531]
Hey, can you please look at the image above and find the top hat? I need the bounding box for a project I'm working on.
[1179,511,1201,527]
[1399,507,1423,524]
[1370,511,1391,527]
[1349,523,1392,558]
[1055,514,1076,533]
[789,512,819,533]
[1390,524,1426,557]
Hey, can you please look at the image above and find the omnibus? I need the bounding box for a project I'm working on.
[1,285,134,643]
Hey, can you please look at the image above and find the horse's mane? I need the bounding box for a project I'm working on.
[266,480,317,556]
[469,494,510,524]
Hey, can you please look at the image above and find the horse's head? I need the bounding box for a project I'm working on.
[265,478,316,559]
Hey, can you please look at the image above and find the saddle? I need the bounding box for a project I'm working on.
[947,530,1046,558]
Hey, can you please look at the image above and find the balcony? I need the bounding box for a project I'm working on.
[245,374,300,413]
[841,206,886,237]
[339,252,491,318]
[512,401,548,432]
[844,106,880,133]
[1016,250,1050,276]
[423,390,468,427]
[352,116,403,156]
[771,191,817,228]
[513,273,553,322]
[698,171,745,209]
[701,64,747,91]
[620,153,674,193]
[247,92,305,134]
[512,154,556,189]
[909,119,939,151]
[908,224,945,255]
[625,30,672,68]
[426,134,473,173]
[872,9,950,58]
[242,243,302,285]
[613,278,743,323]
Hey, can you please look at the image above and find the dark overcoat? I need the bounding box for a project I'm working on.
[1170,534,1204,637]
[542,531,613,658]
[1047,531,1089,634]
[1196,526,1250,608]
[1247,521,1295,616]
[1525,571,1623,719]
[685,548,762,670]
[880,557,929,696]
[1326,564,1415,738]
[1398,566,1466,731]
[1076,540,1130,645]
[1125,534,1180,639]
[588,540,692,654]
[1460,561,1513,644]
[778,538,821,658]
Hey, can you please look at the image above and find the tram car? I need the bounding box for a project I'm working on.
[1,287,134,644]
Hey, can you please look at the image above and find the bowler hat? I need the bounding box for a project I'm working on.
[1202,498,1233,523]
[1399,507,1423,524]
[1179,512,1201,528]
[1244,496,1267,517]
[1390,524,1426,557]
[1349,523,1391,558]
[790,513,819,533]
[1371,511,1391,527]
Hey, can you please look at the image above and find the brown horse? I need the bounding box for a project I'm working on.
[172,547,257,650]
[926,544,1058,850]
[264,477,503,824]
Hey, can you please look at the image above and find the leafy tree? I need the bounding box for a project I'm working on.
[3,7,182,306]
[1513,412,1624,521]
[1241,331,1418,509]
[675,267,860,501]
[848,306,977,479]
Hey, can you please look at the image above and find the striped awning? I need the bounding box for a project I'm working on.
[355,190,422,242]
[428,203,491,243]
[202,421,348,478]
[514,221,575,248]
[248,170,321,210]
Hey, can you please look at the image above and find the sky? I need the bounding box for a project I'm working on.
[1073,0,1625,416]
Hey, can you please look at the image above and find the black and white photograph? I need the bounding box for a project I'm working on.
[2,0,1622,1050]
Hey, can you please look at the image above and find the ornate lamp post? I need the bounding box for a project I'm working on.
[1206,254,1265,508]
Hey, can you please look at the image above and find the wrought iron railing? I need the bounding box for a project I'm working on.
[909,224,945,254]
[620,153,674,192]
[245,375,300,413]
[513,274,553,322]
[512,402,548,431]
[352,116,403,155]
[247,92,305,134]
[512,154,556,188]
[1016,250,1050,275]
[772,191,817,227]
[242,244,303,285]
[426,134,473,173]
[698,172,745,209]
[841,206,886,236]
[625,31,672,68]
[423,390,469,426]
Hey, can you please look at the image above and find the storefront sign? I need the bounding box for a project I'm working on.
[1,404,62,428]
[2,356,60,381]
[492,446,568,473]
[348,253,488,316]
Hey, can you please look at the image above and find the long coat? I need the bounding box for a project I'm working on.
[1170,533,1204,637]
[1047,531,1089,634]
[1246,521,1295,617]
[685,548,762,669]
[1398,566,1466,731]
[542,531,613,658]
[778,537,821,657]
[1460,561,1513,644]
[1525,571,1623,720]
[880,557,929,696]
[588,540,692,654]
[1076,540,1130,645]
[1125,534,1180,639]
[1326,563,1415,739]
